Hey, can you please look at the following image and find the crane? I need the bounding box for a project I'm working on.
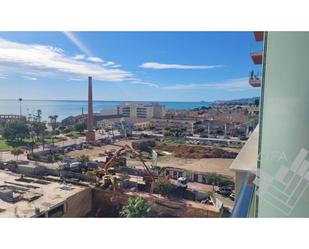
[96,144,156,193]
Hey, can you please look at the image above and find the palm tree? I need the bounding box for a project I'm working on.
[36,109,42,123]
[120,197,152,218]
[48,115,58,146]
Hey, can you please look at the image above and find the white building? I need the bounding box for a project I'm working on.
[117,103,166,119]
[100,108,117,116]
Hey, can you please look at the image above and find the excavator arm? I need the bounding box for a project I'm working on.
[96,144,156,192]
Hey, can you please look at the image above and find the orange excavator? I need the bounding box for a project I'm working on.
[95,144,156,193]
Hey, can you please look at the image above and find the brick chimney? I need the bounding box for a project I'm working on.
[86,76,95,142]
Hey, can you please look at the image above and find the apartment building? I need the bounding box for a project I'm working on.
[117,103,166,119]
[0,114,26,123]
[232,32,309,218]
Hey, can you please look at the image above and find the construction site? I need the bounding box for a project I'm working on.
[0,77,237,218]
[0,137,232,217]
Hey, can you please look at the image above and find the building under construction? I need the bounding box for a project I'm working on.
[0,168,222,218]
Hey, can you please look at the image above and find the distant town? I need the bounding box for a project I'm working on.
[0,31,262,218]
[0,81,259,217]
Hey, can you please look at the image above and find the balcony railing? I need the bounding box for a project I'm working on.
[249,71,262,87]
[253,31,264,41]
[251,51,263,64]
[231,172,256,217]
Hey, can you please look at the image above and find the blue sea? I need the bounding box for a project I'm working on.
[0,100,210,121]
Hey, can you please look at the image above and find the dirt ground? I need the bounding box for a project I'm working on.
[66,140,135,160]
[156,144,238,159]
[186,181,234,209]
[66,139,235,178]
[128,156,234,177]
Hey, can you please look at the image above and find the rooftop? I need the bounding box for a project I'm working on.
[0,170,88,218]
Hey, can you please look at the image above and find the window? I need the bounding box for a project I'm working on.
[48,204,65,217]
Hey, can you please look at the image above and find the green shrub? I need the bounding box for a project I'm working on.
[28,152,40,160]
[204,190,214,199]
[53,153,63,161]
[160,140,178,146]
[206,173,233,186]
[120,197,152,218]
[154,178,173,196]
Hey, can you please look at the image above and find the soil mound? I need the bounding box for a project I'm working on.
[156,144,237,159]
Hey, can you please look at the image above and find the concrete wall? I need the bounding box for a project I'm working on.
[62,188,92,217]
[92,188,220,218]
[8,164,96,183]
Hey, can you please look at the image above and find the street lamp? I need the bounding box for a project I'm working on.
[18,98,22,117]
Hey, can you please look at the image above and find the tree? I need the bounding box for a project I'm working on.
[3,120,29,142]
[11,147,24,163]
[34,109,42,122]
[31,121,47,150]
[31,122,45,138]
[77,155,90,168]
[48,115,58,131]
[74,122,87,133]
[48,115,58,146]
[120,197,152,218]
[154,178,173,196]
[206,173,232,187]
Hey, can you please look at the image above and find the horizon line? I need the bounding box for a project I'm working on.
[0,96,259,103]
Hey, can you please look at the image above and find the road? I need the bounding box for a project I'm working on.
[132,131,245,145]
[0,131,108,163]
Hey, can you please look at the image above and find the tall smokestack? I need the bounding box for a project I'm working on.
[86,76,95,142]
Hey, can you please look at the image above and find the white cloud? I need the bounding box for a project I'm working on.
[22,75,37,80]
[131,81,160,88]
[63,32,92,56]
[72,54,86,60]
[87,56,104,63]
[0,73,7,79]
[110,64,122,68]
[0,38,133,82]
[68,78,84,81]
[102,61,115,67]
[73,54,104,63]
[140,62,224,70]
[131,77,251,91]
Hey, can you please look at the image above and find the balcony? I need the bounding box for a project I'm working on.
[253,31,264,41]
[249,71,262,87]
[251,51,263,64]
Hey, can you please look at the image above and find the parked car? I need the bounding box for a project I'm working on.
[177,177,188,189]
[229,193,236,201]
[62,161,82,172]
[85,162,102,170]
[201,196,214,205]
[216,186,232,196]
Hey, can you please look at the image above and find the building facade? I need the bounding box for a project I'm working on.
[233,32,309,218]
[117,103,166,119]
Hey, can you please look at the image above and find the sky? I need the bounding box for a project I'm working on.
[0,32,261,102]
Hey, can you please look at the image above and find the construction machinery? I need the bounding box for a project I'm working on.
[95,144,156,193]
[176,177,188,189]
